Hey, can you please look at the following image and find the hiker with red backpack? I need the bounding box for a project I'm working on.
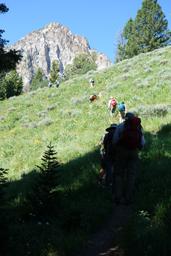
[112,112,145,205]
[108,97,117,116]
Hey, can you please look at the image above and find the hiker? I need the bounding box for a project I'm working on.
[108,97,117,116]
[89,79,95,87]
[118,102,126,123]
[112,112,145,205]
[89,94,97,102]
[99,124,117,186]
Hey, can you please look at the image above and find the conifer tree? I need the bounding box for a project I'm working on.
[0,4,21,72]
[1,70,23,99]
[28,143,60,219]
[116,0,171,61]
[49,60,60,84]
[115,19,137,62]
[134,0,171,52]
[30,68,45,90]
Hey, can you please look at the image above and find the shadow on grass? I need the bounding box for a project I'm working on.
[4,123,171,256]
[4,147,112,256]
[123,124,171,256]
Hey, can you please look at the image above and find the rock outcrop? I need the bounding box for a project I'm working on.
[11,22,112,90]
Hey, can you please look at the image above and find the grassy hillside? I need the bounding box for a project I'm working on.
[0,46,171,256]
[0,46,170,178]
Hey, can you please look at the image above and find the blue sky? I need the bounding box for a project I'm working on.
[1,0,171,62]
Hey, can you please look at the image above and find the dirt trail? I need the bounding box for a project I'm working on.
[79,205,132,256]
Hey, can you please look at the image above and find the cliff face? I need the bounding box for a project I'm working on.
[11,22,112,90]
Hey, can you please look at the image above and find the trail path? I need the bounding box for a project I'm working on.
[79,205,132,256]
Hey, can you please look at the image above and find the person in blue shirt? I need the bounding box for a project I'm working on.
[118,102,126,123]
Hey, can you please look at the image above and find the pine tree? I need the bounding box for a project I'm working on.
[116,0,171,61]
[28,143,60,220]
[123,18,140,58]
[134,0,171,53]
[0,4,21,72]
[49,60,60,84]
[1,70,23,99]
[30,68,45,90]
[115,19,137,62]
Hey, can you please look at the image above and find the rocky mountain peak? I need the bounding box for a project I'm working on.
[11,22,112,90]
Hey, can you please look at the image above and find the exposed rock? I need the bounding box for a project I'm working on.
[11,22,112,90]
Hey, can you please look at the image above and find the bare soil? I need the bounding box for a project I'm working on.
[79,204,132,256]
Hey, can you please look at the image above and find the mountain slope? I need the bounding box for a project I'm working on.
[1,46,171,256]
[0,46,171,179]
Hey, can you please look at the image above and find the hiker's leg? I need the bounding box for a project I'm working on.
[105,159,113,186]
[124,151,139,203]
[112,148,126,203]
[113,173,123,203]
[119,111,125,123]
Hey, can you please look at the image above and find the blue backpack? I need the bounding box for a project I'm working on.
[118,102,125,112]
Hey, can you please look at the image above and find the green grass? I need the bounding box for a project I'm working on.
[0,46,171,255]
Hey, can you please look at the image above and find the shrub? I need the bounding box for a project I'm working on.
[132,104,168,117]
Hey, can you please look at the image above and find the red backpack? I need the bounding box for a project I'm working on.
[119,117,142,150]
[110,99,117,108]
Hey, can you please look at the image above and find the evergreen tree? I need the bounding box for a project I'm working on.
[28,143,60,220]
[123,18,140,58]
[116,0,171,61]
[30,68,46,90]
[1,70,23,98]
[0,72,6,99]
[49,60,60,84]
[115,32,127,63]
[134,0,171,52]
[0,4,21,72]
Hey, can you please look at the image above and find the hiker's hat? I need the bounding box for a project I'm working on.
[125,112,135,120]
[106,123,117,132]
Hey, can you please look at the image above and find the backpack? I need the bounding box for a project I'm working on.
[103,126,117,158]
[110,99,117,108]
[89,94,97,102]
[119,117,142,150]
[118,102,125,112]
